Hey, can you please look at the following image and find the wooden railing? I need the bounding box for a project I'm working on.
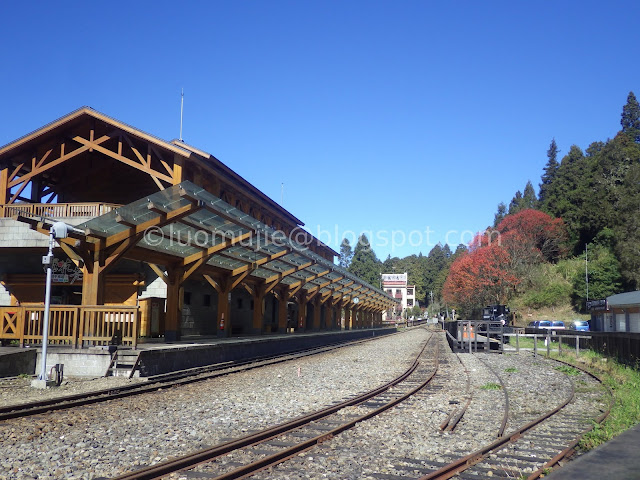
[0,305,139,348]
[0,202,121,219]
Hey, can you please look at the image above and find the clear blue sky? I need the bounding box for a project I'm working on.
[1,1,638,260]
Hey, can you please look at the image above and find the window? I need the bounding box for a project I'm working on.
[407,289,413,296]
[407,299,414,307]
[183,291,191,305]
[203,294,211,307]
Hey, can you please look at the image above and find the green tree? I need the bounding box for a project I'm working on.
[348,234,382,286]
[493,202,507,228]
[522,180,537,210]
[572,245,623,311]
[615,163,640,289]
[338,238,354,269]
[508,190,523,215]
[621,91,640,143]
[539,138,559,204]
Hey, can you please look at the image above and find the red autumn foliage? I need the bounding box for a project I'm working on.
[496,209,567,262]
[442,244,519,310]
[444,209,567,313]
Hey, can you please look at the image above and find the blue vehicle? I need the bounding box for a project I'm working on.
[527,320,552,329]
[569,320,590,331]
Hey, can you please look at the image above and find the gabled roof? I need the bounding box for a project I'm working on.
[0,106,192,161]
[0,106,318,246]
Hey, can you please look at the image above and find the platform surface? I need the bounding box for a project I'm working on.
[546,422,640,480]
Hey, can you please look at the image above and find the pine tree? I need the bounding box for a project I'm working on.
[493,202,507,228]
[539,138,559,203]
[348,234,381,286]
[508,191,523,215]
[522,181,537,209]
[338,238,354,269]
[621,91,640,143]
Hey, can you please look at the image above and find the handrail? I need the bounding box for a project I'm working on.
[0,202,121,219]
[0,305,139,348]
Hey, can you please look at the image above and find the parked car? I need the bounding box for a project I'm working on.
[569,320,590,331]
[551,320,565,329]
[527,320,552,329]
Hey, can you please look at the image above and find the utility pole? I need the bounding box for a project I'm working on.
[585,243,589,304]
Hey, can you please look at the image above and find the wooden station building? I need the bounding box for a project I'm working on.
[0,107,396,347]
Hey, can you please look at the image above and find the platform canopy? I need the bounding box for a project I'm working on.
[17,181,397,315]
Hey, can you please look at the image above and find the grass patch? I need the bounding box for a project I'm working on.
[480,382,502,390]
[554,365,581,376]
[504,367,518,373]
[548,349,640,451]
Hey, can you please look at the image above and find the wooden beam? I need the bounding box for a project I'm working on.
[181,231,252,266]
[148,263,168,284]
[262,260,313,284]
[7,135,111,189]
[72,136,174,184]
[95,201,200,248]
[0,167,8,205]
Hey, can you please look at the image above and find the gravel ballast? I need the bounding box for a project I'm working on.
[0,329,607,480]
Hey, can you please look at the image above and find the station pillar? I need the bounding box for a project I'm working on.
[277,293,288,333]
[344,308,352,330]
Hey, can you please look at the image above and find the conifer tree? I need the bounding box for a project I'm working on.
[493,202,507,228]
[338,238,354,269]
[522,181,537,209]
[348,234,381,286]
[621,91,640,142]
[508,191,523,215]
[539,138,559,203]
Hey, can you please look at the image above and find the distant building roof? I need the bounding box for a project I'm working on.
[607,291,640,307]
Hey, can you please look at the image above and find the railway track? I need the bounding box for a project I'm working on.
[418,354,613,480]
[0,332,399,421]
[111,332,441,480]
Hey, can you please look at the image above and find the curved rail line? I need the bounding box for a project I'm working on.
[439,353,471,433]
[475,354,509,437]
[0,333,397,421]
[111,332,440,480]
[419,354,613,480]
[527,356,614,480]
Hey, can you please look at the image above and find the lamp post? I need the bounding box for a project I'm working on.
[33,222,68,388]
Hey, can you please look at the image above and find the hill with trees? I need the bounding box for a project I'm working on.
[444,91,639,321]
[339,92,639,324]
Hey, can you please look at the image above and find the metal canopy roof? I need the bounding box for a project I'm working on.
[70,181,395,308]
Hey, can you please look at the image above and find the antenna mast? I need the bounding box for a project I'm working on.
[179,88,184,142]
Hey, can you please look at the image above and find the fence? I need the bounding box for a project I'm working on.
[0,305,139,348]
[0,202,120,219]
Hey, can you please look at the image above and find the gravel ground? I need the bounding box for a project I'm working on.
[0,332,608,480]
[0,329,430,479]
[251,348,597,480]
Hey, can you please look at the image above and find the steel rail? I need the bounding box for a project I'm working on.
[0,333,394,421]
[112,333,439,480]
[440,353,472,432]
[419,353,612,480]
[526,356,614,480]
[475,354,509,437]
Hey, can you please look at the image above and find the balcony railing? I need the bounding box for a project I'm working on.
[0,202,120,219]
[0,305,139,348]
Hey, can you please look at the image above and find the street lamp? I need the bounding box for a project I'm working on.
[32,222,68,388]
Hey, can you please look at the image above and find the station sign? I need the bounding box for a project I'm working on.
[586,299,607,311]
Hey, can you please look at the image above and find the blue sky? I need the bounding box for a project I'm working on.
[1,1,638,260]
